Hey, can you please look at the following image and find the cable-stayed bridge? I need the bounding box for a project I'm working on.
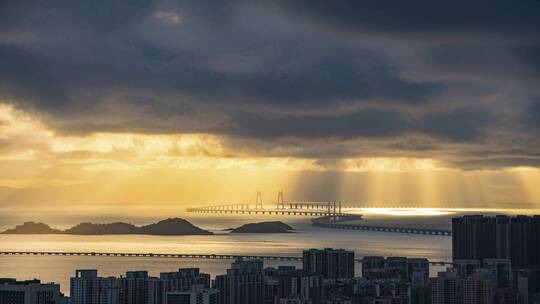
[186,191,452,236]
[186,191,350,217]
[186,202,345,217]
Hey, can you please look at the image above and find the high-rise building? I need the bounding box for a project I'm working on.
[482,259,511,289]
[384,257,408,281]
[514,269,540,304]
[70,268,212,304]
[407,258,430,286]
[452,216,498,262]
[453,260,481,279]
[166,285,218,304]
[0,279,65,304]
[432,264,514,304]
[510,216,540,269]
[452,215,540,269]
[151,269,211,304]
[120,271,149,304]
[354,279,410,304]
[160,269,210,292]
[431,269,461,304]
[361,257,386,279]
[361,256,429,285]
[70,270,119,304]
[268,266,323,304]
[303,249,354,280]
[214,258,265,304]
[263,267,279,304]
[70,270,98,304]
[462,270,495,304]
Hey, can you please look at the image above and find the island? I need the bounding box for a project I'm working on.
[230,221,294,233]
[1,222,63,234]
[2,218,213,235]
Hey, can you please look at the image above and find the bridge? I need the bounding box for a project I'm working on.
[187,206,335,217]
[186,191,346,217]
[0,251,452,266]
[312,216,452,236]
[186,191,452,236]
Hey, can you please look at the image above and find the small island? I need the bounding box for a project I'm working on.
[1,222,63,234]
[2,218,213,235]
[230,221,294,233]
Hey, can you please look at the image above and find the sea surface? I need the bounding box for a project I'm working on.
[1,208,538,295]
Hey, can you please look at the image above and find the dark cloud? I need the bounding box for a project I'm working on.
[228,107,493,143]
[419,108,493,142]
[278,0,540,33]
[0,36,444,114]
[525,98,540,130]
[515,43,540,76]
[228,109,408,140]
[0,44,67,104]
[0,0,154,31]
[421,40,540,82]
[193,50,444,107]
[426,44,508,75]
[0,0,539,169]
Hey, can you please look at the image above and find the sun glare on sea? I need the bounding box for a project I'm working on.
[356,208,455,216]
[346,207,540,217]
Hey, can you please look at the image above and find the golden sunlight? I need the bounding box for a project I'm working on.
[1,102,540,208]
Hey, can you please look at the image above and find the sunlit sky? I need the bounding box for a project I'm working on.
[1,1,540,211]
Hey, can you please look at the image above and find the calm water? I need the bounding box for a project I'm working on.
[1,208,538,295]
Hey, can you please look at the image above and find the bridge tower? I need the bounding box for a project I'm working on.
[277,191,285,209]
[327,201,331,216]
[256,191,263,209]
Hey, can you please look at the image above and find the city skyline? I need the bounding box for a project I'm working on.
[3,236,538,303]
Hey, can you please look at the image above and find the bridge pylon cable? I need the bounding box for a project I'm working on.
[277,190,284,209]
[256,191,263,209]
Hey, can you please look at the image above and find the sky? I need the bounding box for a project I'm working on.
[1,1,540,211]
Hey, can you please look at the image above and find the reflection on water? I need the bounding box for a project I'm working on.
[1,208,539,295]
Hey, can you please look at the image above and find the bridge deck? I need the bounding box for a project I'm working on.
[0,251,452,266]
[186,208,333,216]
[312,216,452,236]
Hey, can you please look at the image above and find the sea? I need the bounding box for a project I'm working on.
[0,207,538,295]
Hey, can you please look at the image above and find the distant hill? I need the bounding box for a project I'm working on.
[64,222,139,235]
[2,218,212,235]
[139,218,213,235]
[1,222,63,234]
[230,221,294,233]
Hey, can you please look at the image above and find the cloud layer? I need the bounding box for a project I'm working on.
[1,0,540,169]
